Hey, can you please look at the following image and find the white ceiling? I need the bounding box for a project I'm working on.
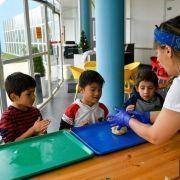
[60,0,78,8]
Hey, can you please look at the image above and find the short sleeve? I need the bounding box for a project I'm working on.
[61,103,79,125]
[0,111,16,143]
[99,103,109,118]
[163,77,180,112]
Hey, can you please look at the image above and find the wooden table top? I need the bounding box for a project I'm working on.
[34,133,180,180]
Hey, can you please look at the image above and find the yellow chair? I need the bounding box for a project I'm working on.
[124,61,140,85]
[69,66,84,101]
[84,61,96,70]
[124,68,133,97]
[69,66,84,80]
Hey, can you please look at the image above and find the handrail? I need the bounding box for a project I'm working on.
[2,51,48,65]
[135,47,153,50]
[33,0,60,14]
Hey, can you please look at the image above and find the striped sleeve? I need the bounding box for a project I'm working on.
[99,103,109,118]
[62,103,79,125]
[0,110,16,143]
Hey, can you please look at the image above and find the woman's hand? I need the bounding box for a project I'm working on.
[108,109,131,129]
[127,110,151,124]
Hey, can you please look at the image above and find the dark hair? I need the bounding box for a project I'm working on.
[5,72,36,100]
[135,69,158,88]
[154,16,180,54]
[79,70,105,88]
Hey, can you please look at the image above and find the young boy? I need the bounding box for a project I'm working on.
[124,69,164,112]
[0,72,50,143]
[60,70,109,129]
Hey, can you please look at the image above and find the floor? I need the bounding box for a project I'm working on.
[41,80,77,133]
[41,57,75,133]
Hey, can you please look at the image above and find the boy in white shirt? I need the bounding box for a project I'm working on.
[60,70,109,129]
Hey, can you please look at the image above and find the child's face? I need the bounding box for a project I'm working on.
[80,82,102,106]
[136,81,156,101]
[11,88,36,109]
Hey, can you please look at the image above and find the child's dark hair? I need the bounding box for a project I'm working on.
[79,70,105,88]
[5,72,36,100]
[135,69,158,88]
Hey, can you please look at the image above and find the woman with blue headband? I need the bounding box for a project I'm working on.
[108,16,180,144]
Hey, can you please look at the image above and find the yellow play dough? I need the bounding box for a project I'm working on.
[111,126,127,135]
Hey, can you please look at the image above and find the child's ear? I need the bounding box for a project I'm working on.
[10,93,18,101]
[78,86,83,93]
[135,86,139,92]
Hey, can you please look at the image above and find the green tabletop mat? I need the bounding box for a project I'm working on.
[0,130,94,179]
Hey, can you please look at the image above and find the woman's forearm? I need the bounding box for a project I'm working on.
[150,111,160,123]
[129,118,159,144]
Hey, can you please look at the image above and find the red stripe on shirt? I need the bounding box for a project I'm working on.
[99,103,109,118]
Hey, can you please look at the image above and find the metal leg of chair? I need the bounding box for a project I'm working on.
[74,93,77,101]
[74,84,79,101]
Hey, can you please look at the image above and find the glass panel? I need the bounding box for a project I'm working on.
[36,54,51,108]
[3,60,29,106]
[126,20,131,44]
[29,1,46,54]
[0,0,26,59]
[47,8,62,92]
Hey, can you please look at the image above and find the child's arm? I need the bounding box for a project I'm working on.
[59,119,73,130]
[0,112,16,143]
[126,104,135,111]
[15,118,50,142]
[123,95,137,110]
[59,103,79,130]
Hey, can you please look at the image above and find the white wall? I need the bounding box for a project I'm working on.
[125,0,131,43]
[131,0,180,64]
[131,0,165,64]
[165,0,180,20]
[62,7,79,43]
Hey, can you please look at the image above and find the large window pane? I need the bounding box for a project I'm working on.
[29,1,46,53]
[3,60,29,106]
[0,0,26,58]
[47,8,62,92]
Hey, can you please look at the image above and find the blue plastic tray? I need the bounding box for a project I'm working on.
[0,130,94,179]
[71,121,146,155]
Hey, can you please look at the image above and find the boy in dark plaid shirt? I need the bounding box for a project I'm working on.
[0,72,50,143]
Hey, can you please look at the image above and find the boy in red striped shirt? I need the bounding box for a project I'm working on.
[0,72,50,143]
[60,70,109,129]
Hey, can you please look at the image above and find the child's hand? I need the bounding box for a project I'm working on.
[32,117,50,134]
[79,120,89,126]
[126,105,135,111]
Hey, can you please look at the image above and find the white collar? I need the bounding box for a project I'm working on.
[75,99,99,110]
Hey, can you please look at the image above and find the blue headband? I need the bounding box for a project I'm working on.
[154,27,180,51]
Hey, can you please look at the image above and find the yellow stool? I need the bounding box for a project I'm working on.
[69,66,84,100]
[84,61,96,70]
[69,66,84,80]
[124,61,140,84]
[124,68,133,97]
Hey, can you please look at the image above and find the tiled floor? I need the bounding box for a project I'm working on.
[41,57,75,133]
[41,80,75,133]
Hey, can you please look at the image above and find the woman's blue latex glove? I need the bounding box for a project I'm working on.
[108,108,131,129]
[108,107,151,130]
[127,110,151,124]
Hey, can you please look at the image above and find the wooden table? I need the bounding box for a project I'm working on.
[34,134,180,180]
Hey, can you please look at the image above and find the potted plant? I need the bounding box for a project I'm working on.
[32,46,46,104]
[32,46,45,77]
